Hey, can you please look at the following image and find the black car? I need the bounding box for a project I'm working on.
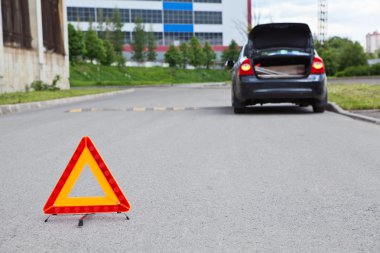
[230,23,328,114]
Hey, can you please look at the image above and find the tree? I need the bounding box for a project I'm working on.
[165,45,180,67]
[97,8,104,39]
[316,36,369,75]
[188,37,205,68]
[222,40,240,63]
[339,42,368,71]
[147,32,157,61]
[85,25,106,63]
[202,41,216,69]
[111,8,124,55]
[100,40,116,66]
[131,17,146,62]
[68,24,85,63]
[179,42,190,69]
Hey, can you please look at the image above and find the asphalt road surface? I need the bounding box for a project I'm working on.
[1,85,380,252]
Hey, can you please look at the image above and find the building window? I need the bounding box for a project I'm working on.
[67,7,95,22]
[165,0,192,2]
[41,0,64,54]
[194,11,222,25]
[194,0,222,3]
[195,32,223,45]
[1,0,32,48]
[98,8,130,23]
[131,9,162,23]
[164,10,193,24]
[164,32,193,45]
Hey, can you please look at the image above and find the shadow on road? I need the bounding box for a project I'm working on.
[204,105,314,115]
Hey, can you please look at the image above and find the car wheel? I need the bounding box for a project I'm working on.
[312,104,325,113]
[234,107,245,114]
[313,94,327,113]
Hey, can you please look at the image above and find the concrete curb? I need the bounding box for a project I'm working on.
[327,102,380,125]
[0,89,135,116]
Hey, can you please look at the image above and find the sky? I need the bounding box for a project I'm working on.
[252,0,380,48]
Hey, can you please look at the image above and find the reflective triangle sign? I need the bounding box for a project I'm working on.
[43,136,131,214]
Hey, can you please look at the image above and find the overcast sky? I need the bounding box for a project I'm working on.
[253,0,380,47]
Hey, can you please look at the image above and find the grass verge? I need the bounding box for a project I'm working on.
[0,88,119,105]
[329,84,380,110]
[70,64,231,86]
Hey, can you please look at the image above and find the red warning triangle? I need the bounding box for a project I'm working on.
[43,137,131,215]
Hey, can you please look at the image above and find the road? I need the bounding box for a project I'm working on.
[1,85,380,252]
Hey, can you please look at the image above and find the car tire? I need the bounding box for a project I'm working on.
[313,94,327,113]
[234,107,245,114]
[312,104,325,113]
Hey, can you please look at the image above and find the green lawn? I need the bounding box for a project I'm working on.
[329,84,380,110]
[70,64,231,86]
[0,88,119,105]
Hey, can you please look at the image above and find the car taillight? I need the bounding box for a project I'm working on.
[239,58,254,76]
[311,56,325,74]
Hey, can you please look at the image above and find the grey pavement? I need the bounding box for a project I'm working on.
[1,86,380,252]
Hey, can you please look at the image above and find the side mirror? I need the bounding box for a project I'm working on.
[225,60,235,69]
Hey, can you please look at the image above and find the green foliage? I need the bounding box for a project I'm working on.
[100,40,116,66]
[165,45,181,67]
[179,42,190,69]
[336,63,380,77]
[222,40,240,63]
[316,36,368,76]
[188,37,205,68]
[70,64,230,86]
[147,32,157,61]
[85,26,106,62]
[202,41,216,69]
[111,8,124,54]
[31,76,61,91]
[97,9,104,37]
[339,42,368,71]
[131,17,146,62]
[68,24,85,63]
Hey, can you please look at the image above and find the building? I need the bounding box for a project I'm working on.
[366,31,380,54]
[0,0,70,93]
[66,0,248,61]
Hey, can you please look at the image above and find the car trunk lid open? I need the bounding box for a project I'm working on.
[249,23,314,79]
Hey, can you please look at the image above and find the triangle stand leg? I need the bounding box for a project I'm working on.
[78,214,93,227]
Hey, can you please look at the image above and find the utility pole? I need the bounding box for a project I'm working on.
[318,0,328,44]
[247,0,252,32]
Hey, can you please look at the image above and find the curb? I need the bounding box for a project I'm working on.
[327,102,380,125]
[0,89,135,116]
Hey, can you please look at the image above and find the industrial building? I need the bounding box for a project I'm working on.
[66,0,249,60]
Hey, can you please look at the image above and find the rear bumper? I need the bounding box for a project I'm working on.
[233,74,327,105]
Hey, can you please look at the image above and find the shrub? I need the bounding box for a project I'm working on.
[31,75,61,91]
[336,64,380,77]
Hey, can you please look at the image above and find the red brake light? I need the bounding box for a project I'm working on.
[239,58,254,76]
[311,56,325,74]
